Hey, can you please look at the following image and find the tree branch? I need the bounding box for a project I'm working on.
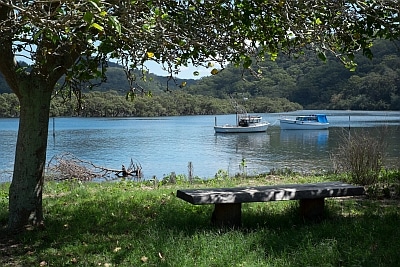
[0,3,22,95]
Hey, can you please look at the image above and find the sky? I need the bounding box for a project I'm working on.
[144,61,215,80]
[17,52,214,80]
[16,45,218,80]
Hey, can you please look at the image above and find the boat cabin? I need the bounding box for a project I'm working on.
[295,114,328,123]
[238,116,262,127]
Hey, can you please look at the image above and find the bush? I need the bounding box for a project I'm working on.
[331,128,387,185]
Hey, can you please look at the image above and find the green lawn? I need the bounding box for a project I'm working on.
[1,175,399,266]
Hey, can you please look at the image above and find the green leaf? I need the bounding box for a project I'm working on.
[243,57,252,69]
[349,65,357,72]
[142,24,151,31]
[83,12,94,24]
[126,91,135,101]
[33,30,43,41]
[268,52,278,61]
[193,71,200,76]
[345,61,357,72]
[363,48,373,60]
[108,16,121,34]
[90,23,104,32]
[179,39,186,46]
[99,40,116,54]
[89,0,101,11]
[317,51,327,61]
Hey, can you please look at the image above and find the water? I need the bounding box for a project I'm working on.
[1,110,399,182]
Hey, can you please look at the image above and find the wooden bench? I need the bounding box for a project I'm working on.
[176,182,365,226]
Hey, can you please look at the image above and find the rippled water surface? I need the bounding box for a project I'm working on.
[1,110,399,182]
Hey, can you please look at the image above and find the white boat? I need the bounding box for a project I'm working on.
[279,114,329,130]
[214,114,270,133]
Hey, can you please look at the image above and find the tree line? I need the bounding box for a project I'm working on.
[0,90,301,118]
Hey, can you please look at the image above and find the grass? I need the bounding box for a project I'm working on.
[1,174,400,267]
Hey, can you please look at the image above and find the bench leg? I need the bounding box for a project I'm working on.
[211,203,242,227]
[299,198,325,219]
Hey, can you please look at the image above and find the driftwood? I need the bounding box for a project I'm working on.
[117,164,142,178]
[47,153,142,181]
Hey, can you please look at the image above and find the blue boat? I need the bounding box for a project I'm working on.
[279,114,329,130]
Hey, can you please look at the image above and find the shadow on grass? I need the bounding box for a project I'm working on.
[1,191,400,266]
[241,199,400,266]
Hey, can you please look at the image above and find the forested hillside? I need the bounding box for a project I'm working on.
[187,39,400,110]
[0,61,195,94]
[1,40,399,112]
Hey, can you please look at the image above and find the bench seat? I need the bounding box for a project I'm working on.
[176,182,365,226]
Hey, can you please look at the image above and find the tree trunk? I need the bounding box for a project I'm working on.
[8,78,53,231]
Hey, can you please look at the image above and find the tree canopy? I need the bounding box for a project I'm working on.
[1,0,399,231]
[2,1,399,88]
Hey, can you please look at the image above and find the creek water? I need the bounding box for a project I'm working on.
[1,110,399,182]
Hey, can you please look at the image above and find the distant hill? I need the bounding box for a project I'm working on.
[186,39,400,110]
[0,61,197,94]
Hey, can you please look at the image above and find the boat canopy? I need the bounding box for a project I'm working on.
[316,114,328,123]
[295,114,328,123]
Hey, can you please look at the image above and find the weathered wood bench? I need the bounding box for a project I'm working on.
[176,182,365,226]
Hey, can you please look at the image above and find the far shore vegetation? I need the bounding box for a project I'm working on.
[0,90,302,118]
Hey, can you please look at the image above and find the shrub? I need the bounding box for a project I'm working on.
[214,169,229,180]
[331,128,387,185]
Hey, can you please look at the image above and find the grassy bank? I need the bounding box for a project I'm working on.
[1,175,400,266]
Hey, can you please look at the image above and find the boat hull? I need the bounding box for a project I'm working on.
[279,119,329,130]
[214,123,269,133]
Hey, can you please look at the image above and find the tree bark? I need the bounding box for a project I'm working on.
[8,77,53,231]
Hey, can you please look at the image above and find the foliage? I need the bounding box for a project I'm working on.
[0,93,19,117]
[214,169,230,180]
[331,128,387,185]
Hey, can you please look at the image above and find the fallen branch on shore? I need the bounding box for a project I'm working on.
[47,153,142,181]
